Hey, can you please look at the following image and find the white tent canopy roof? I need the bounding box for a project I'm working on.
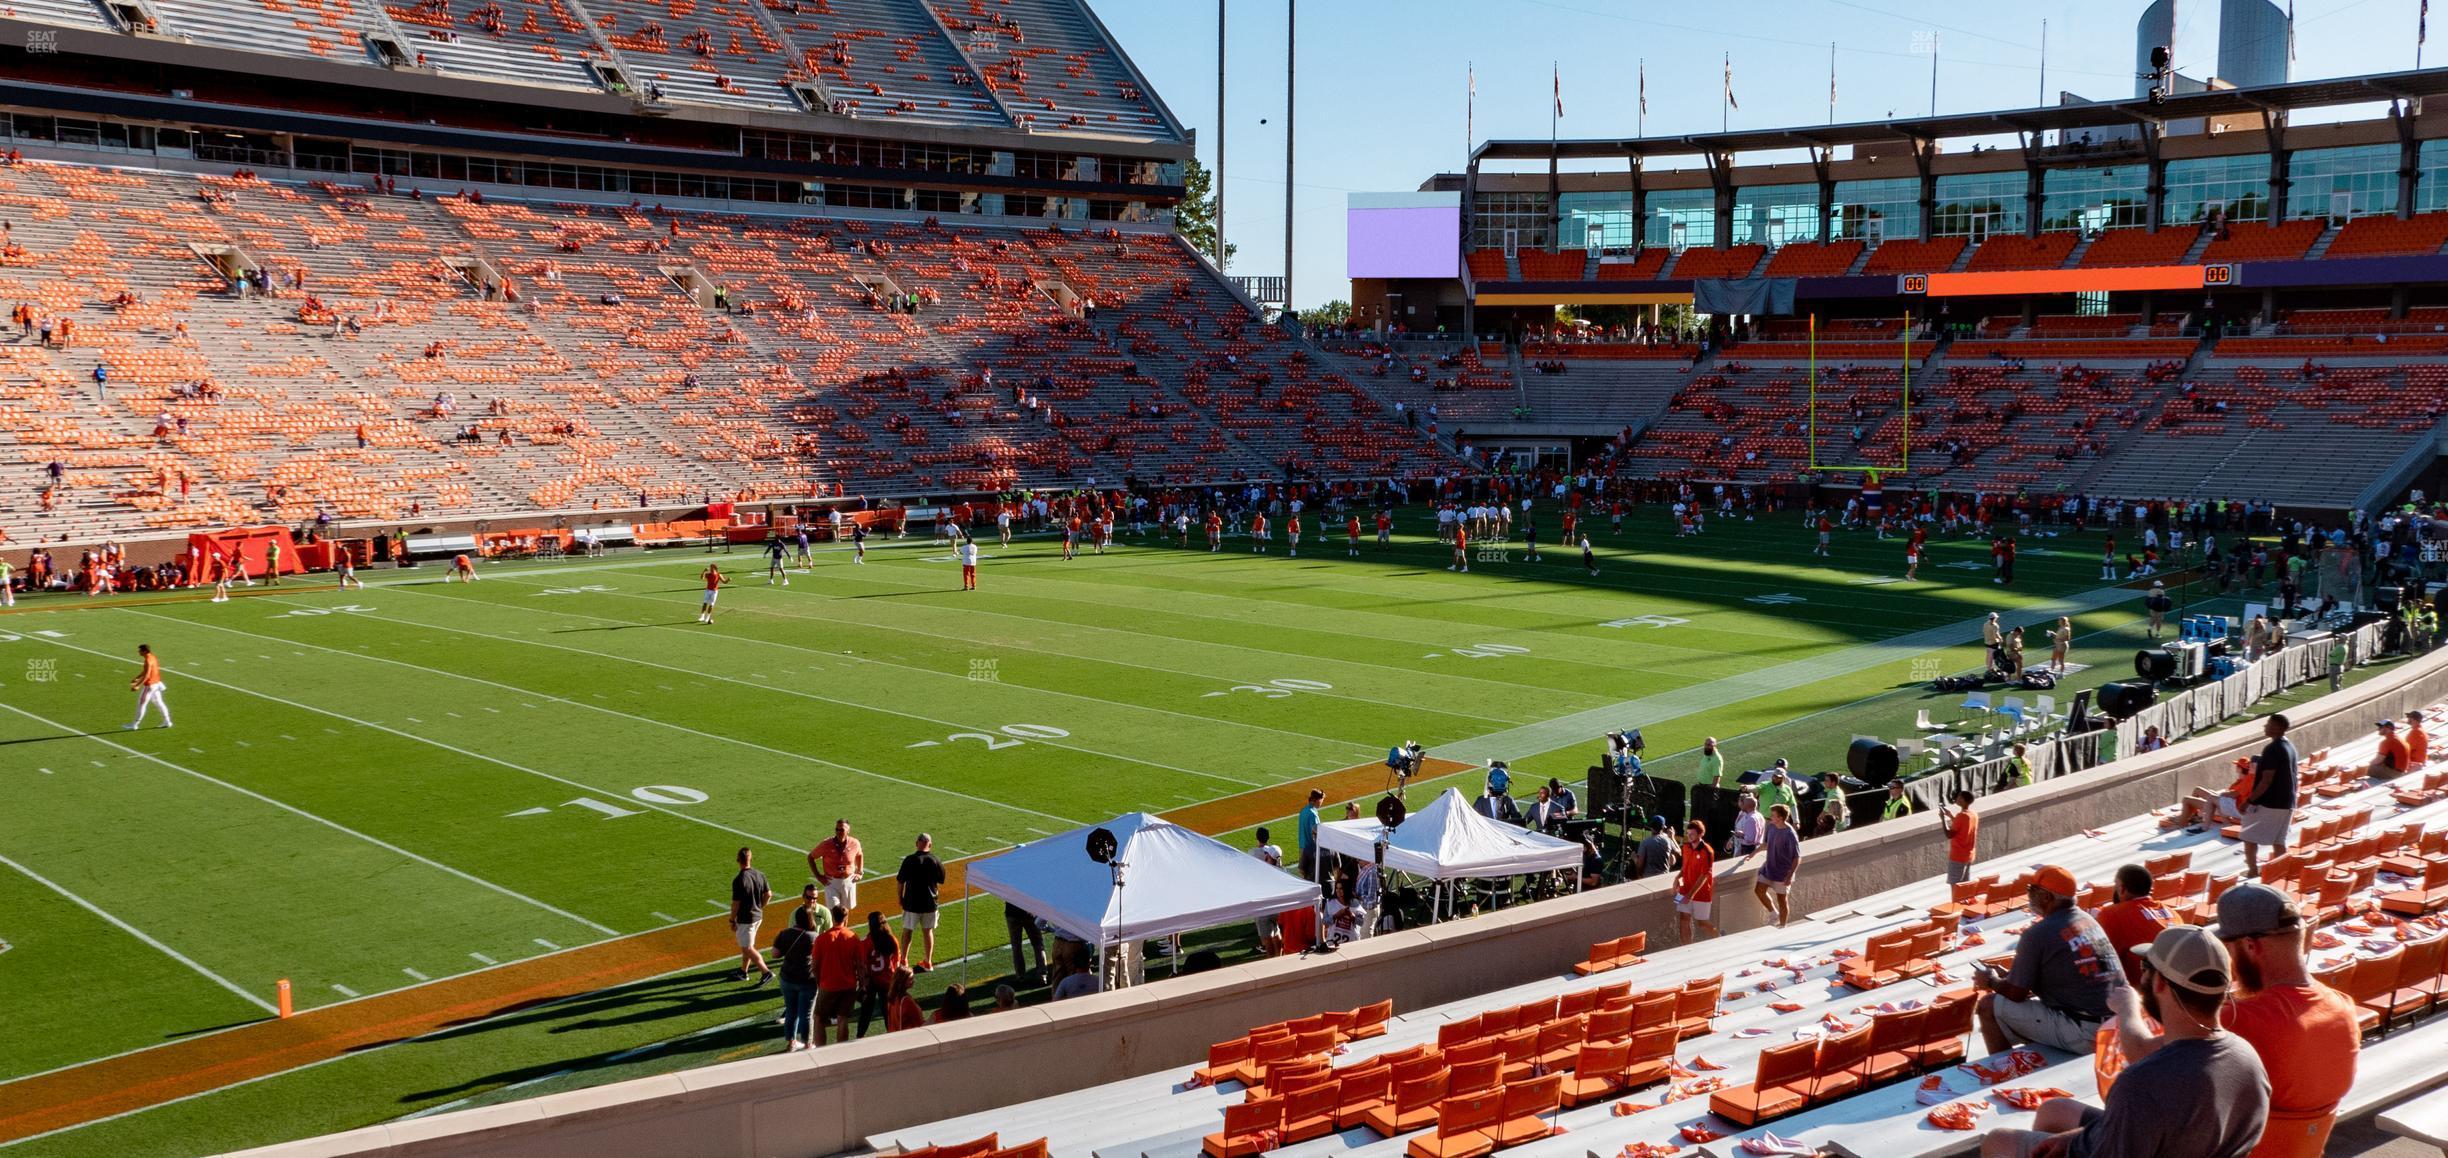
[1314,788,1583,882]
[965,813,1318,945]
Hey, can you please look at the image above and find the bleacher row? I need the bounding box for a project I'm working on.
[0,0,1177,137]
[1467,208,2448,286]
[0,158,1455,542]
[869,712,2448,1158]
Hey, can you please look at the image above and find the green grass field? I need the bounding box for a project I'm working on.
[0,506,2286,1155]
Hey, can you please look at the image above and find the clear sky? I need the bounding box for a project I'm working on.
[1088,0,2432,309]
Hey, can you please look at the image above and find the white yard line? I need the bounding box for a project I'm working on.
[0,851,278,1015]
[0,698,618,938]
[127,606,1090,834]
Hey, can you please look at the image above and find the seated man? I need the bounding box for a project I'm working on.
[1973,865,2122,1055]
[2179,757,2256,830]
[2368,718,2411,780]
[1982,926,2267,1158]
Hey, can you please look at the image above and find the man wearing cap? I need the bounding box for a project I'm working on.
[1634,817,1673,881]
[2367,717,2410,781]
[2145,580,2172,638]
[1973,865,2121,1055]
[2238,714,2297,880]
[2405,711,2430,772]
[1982,926,2268,1158]
[1753,761,1797,818]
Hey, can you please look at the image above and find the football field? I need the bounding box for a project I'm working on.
[0,507,2201,1155]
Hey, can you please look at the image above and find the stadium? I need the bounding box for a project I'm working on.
[2,0,2448,1155]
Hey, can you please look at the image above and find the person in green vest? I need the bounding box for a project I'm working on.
[2003,742,2034,790]
[1880,778,1914,822]
[2329,633,2351,691]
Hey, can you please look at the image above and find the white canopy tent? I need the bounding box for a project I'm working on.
[965,812,1318,960]
[1314,787,1583,881]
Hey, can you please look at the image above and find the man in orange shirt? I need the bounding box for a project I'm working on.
[810,905,864,1045]
[2367,718,2410,780]
[697,562,726,624]
[2404,711,2430,771]
[1941,789,1979,885]
[125,643,171,730]
[1675,819,1718,944]
[2108,884,2358,1158]
[2094,864,2175,986]
[809,818,863,912]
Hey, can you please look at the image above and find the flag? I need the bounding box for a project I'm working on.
[2424,0,2431,46]
[1553,63,1563,118]
[1638,60,1647,117]
[1829,43,1838,111]
[2287,0,2296,61]
[1724,55,1738,112]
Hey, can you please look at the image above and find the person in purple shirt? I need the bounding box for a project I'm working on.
[1754,804,1801,928]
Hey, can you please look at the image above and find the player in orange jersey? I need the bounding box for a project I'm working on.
[698,563,728,624]
[126,643,171,730]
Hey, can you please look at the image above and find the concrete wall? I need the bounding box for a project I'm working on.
[230,648,2448,1158]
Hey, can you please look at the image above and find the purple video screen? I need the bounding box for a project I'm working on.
[1348,206,1459,279]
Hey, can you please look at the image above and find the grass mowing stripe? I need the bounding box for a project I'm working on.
[0,852,278,1016]
[133,604,1047,845]
[1431,579,2146,765]
[0,699,619,939]
[370,585,1321,793]
[475,570,1424,750]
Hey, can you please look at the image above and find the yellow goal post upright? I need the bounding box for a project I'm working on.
[1803,310,1914,484]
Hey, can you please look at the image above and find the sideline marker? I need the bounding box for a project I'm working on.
[277,978,292,1018]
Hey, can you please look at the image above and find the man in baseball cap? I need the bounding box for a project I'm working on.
[1988,925,2270,1158]
[2369,717,2411,780]
[2196,883,2357,1158]
[1973,865,2121,1056]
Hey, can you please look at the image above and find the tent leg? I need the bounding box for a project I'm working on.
[961,904,970,987]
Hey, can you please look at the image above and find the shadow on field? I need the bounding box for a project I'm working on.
[0,731,110,747]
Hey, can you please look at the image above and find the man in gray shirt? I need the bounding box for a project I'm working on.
[1634,816,1674,880]
[1975,865,2122,1054]
[1982,926,2267,1158]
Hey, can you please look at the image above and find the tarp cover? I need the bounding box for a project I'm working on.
[1692,277,1797,316]
[1314,788,1583,882]
[966,813,1317,945]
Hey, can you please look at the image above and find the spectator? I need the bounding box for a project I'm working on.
[897,833,945,972]
[2180,757,2256,831]
[1324,877,1365,944]
[1004,900,1046,984]
[772,907,820,1051]
[1674,819,1719,943]
[1352,842,1384,936]
[1296,789,1324,882]
[728,847,773,986]
[1730,790,1764,857]
[2239,714,2297,879]
[1983,927,2267,1158]
[1942,790,1979,885]
[2406,710,2431,771]
[2201,883,2358,1156]
[1634,816,1673,880]
[1814,772,1850,836]
[1698,736,1726,786]
[2094,864,2174,986]
[2369,717,2411,780]
[1972,865,2121,1055]
[809,819,863,913]
[934,982,974,1022]
[854,910,901,1038]
[1753,761,1797,816]
[812,905,862,1045]
[992,983,1020,1013]
[882,966,925,1031]
[1755,804,1800,928]
[1052,958,1102,1000]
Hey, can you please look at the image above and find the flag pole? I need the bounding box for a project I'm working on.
[2038,19,2047,108]
[1637,58,1645,137]
[1829,42,1836,124]
[1722,53,1729,133]
[1466,61,1473,161]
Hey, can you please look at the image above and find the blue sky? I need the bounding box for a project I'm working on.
[1089,0,2430,308]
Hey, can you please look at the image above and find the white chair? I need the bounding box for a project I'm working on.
[1893,738,1925,764]
[1915,708,1944,732]
[1997,696,2029,728]
[2033,694,2060,725]
[1959,690,1992,718]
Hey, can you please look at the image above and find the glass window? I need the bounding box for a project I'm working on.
[1730,182,1820,246]
[1831,177,1919,242]
[2288,144,2399,220]
[1471,191,1552,249]
[1643,186,1714,249]
[1932,171,2025,238]
[2165,154,2269,224]
[2039,165,2148,233]
[2421,139,2448,213]
[1557,191,1635,249]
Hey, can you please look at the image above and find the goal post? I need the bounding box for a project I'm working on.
[1804,311,1914,476]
